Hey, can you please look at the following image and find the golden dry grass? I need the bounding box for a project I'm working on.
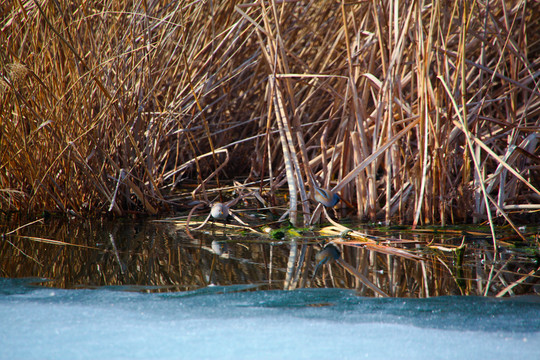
[1,0,539,227]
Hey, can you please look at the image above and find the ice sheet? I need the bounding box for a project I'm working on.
[1,278,539,359]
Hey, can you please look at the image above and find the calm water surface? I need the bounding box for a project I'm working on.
[1,217,538,296]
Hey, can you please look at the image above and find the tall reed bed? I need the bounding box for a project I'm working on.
[1,1,539,227]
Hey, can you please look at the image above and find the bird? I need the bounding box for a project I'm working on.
[312,242,341,280]
[191,202,233,231]
[313,185,340,208]
[308,172,340,208]
[210,202,229,221]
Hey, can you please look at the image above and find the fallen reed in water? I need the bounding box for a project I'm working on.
[2,217,539,297]
[1,1,539,231]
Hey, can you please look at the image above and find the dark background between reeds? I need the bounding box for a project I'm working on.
[1,1,539,225]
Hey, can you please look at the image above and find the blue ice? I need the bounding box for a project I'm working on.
[1,278,539,360]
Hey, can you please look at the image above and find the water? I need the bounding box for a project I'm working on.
[1,278,539,359]
[2,218,539,358]
[3,218,538,296]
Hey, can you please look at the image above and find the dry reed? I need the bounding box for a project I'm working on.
[1,0,539,230]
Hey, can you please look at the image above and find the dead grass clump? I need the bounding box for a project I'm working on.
[0,1,538,229]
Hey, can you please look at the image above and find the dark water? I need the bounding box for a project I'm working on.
[1,217,539,297]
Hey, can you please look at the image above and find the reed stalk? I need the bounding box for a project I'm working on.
[0,0,537,229]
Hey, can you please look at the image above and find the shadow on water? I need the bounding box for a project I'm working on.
[1,217,539,297]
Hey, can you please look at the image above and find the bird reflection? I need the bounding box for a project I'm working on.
[211,240,229,257]
[312,242,341,281]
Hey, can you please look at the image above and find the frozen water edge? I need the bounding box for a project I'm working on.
[1,280,539,360]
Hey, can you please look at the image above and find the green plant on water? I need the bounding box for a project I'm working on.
[270,229,286,240]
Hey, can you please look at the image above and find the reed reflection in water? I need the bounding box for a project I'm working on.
[1,219,539,297]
